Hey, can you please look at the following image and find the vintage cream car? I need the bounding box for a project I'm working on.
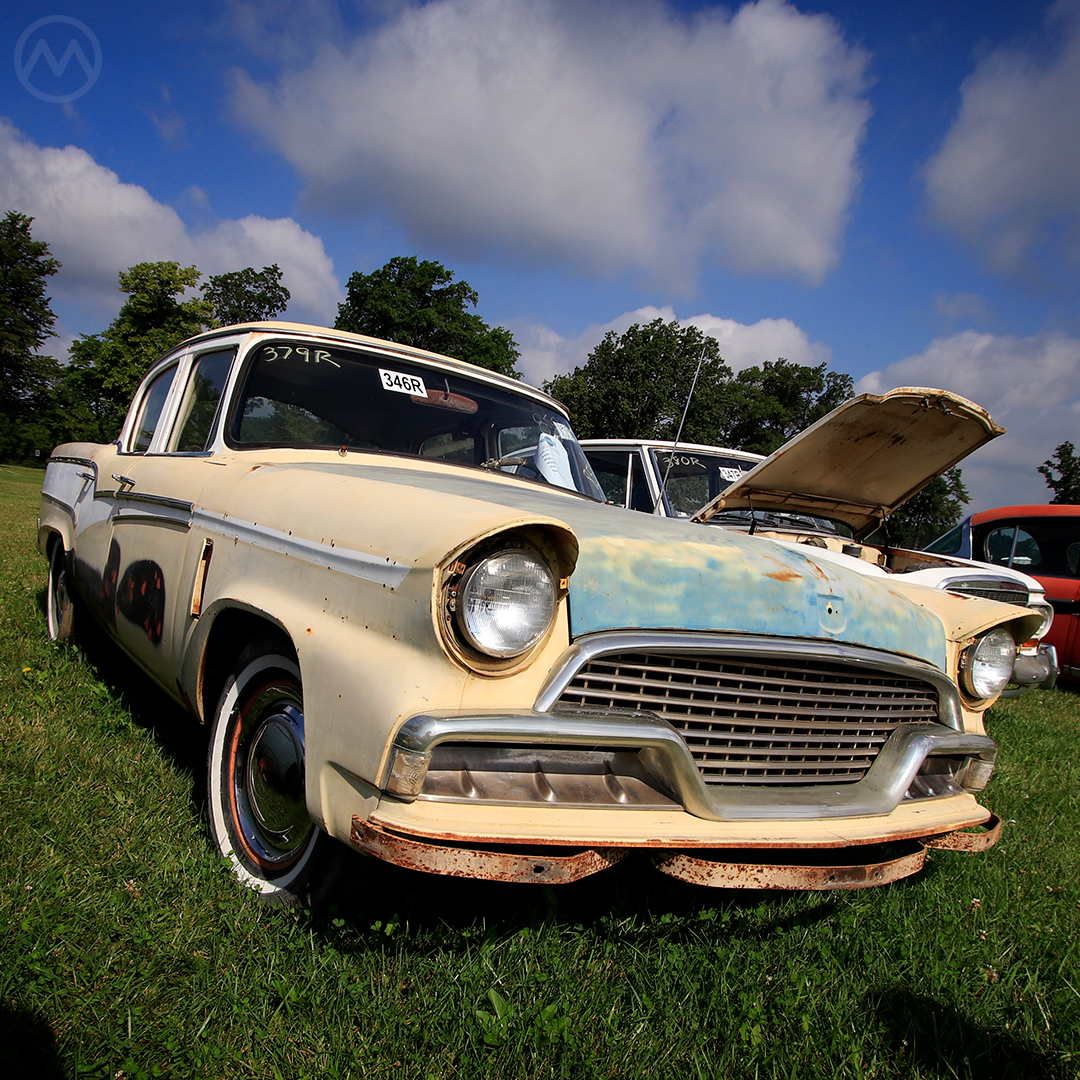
[39,326,1040,901]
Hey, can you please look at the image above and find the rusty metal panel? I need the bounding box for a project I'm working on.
[650,844,929,890]
[351,818,625,884]
[922,812,1002,852]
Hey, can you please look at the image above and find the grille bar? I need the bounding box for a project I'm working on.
[557,651,940,787]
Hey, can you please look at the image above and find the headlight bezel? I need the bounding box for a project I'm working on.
[438,532,568,673]
[959,627,1018,702]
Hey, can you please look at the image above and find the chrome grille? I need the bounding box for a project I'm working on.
[944,579,1029,605]
[556,652,939,786]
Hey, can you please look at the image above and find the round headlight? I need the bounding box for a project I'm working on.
[457,549,557,658]
[960,627,1017,700]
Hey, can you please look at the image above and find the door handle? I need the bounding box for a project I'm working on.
[111,473,136,489]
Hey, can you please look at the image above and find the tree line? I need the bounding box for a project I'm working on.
[3,211,1073,545]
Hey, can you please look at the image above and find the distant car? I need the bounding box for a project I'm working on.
[582,389,1057,696]
[926,505,1079,682]
[38,333,1040,901]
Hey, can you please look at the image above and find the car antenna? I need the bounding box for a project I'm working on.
[654,340,709,514]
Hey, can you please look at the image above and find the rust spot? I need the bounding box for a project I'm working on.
[305,627,313,635]
[922,813,1002,853]
[351,818,624,884]
[765,569,802,582]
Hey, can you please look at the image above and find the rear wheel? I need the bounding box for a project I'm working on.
[207,641,333,904]
[46,539,75,644]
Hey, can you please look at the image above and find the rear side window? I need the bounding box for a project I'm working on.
[130,365,177,453]
[981,518,1080,576]
[170,349,235,452]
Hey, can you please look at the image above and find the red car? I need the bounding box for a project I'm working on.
[926,505,1080,682]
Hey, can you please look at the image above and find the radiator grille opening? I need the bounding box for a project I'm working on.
[556,652,939,786]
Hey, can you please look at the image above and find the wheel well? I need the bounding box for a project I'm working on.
[200,609,297,721]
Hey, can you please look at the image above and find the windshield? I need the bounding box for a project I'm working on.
[649,448,759,516]
[229,340,606,500]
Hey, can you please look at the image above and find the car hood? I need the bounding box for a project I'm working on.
[694,387,1005,540]
[254,457,950,671]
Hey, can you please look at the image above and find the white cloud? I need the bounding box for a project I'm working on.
[0,120,341,331]
[923,0,1080,272]
[856,329,1080,510]
[231,0,870,286]
[514,303,828,386]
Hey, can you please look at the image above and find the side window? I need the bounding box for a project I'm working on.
[983,524,1041,568]
[130,366,178,453]
[170,349,235,453]
[1011,528,1041,567]
[984,526,1016,565]
[629,455,654,513]
[584,450,632,506]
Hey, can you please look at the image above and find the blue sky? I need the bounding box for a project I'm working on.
[3,0,1079,510]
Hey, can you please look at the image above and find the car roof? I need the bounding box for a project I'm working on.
[579,438,763,461]
[170,321,565,414]
[970,504,1080,524]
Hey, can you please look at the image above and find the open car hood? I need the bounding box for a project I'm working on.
[693,387,1005,539]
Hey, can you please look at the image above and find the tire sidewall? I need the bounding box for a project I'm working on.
[46,540,74,644]
[207,648,324,903]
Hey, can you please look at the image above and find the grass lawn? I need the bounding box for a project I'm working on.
[1,463,1078,1079]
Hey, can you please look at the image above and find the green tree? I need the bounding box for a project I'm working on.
[335,256,520,378]
[201,264,290,325]
[716,359,854,455]
[0,211,62,461]
[65,262,212,441]
[877,468,970,549]
[1037,441,1080,504]
[544,318,732,441]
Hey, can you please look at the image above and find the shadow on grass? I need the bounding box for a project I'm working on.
[0,1004,65,1080]
[871,988,1059,1080]
[305,841,849,955]
[38,589,209,812]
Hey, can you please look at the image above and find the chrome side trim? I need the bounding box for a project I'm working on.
[533,631,963,731]
[386,710,995,821]
[94,491,194,512]
[193,508,410,589]
[48,455,95,468]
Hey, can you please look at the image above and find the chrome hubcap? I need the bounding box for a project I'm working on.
[233,683,313,867]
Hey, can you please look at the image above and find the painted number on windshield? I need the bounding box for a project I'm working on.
[379,369,427,396]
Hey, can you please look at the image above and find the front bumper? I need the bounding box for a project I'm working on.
[381,709,997,821]
[1002,642,1059,697]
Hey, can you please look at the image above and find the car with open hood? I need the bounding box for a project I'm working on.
[582,389,1057,696]
[39,329,1039,901]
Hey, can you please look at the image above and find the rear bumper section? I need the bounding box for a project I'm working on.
[349,813,1002,890]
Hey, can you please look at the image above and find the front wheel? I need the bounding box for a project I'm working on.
[46,539,75,644]
[207,642,333,904]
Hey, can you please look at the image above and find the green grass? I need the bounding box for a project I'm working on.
[2,462,1078,1079]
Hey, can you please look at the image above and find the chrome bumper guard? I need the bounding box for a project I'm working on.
[383,709,997,821]
[1001,642,1058,698]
